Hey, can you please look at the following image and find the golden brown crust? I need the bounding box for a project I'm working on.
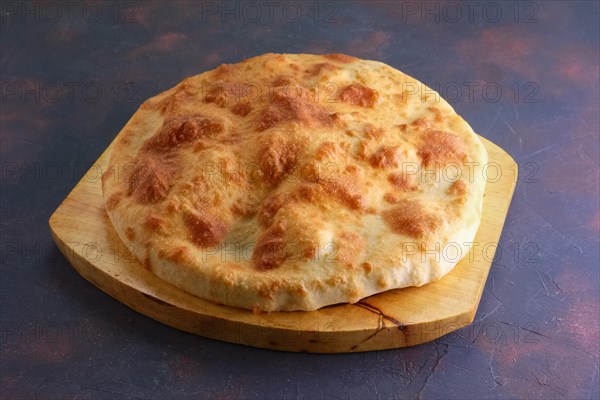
[339,83,379,108]
[105,192,122,210]
[382,199,442,239]
[184,208,228,248]
[125,227,135,241]
[126,155,178,204]
[323,53,358,63]
[369,146,400,169]
[102,53,488,312]
[255,86,337,132]
[253,222,288,271]
[307,62,340,76]
[259,134,300,184]
[388,172,418,192]
[448,180,468,196]
[417,130,466,167]
[142,116,224,152]
[144,214,166,232]
[231,101,252,117]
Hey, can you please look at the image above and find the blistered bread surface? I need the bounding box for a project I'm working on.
[102,53,488,311]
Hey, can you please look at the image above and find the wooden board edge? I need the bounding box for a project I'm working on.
[48,135,518,353]
[49,226,396,352]
[49,201,478,352]
[455,135,518,333]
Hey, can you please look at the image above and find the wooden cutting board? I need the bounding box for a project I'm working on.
[49,135,517,353]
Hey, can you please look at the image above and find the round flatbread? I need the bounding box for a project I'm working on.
[102,53,488,312]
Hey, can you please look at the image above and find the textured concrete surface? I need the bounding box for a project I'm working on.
[1,1,598,398]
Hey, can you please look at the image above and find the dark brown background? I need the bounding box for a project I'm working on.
[1,1,598,398]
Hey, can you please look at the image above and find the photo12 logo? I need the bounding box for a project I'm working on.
[0,1,139,24]
[400,240,541,265]
[1,80,139,104]
[400,81,540,104]
[398,1,540,24]
[199,1,340,23]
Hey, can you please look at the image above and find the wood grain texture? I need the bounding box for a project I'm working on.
[49,135,517,353]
